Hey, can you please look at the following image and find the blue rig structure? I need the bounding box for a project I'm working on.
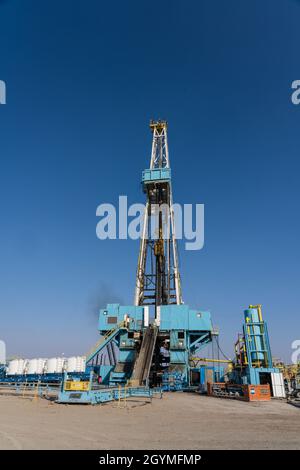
[0,121,282,403]
[86,303,214,389]
[76,120,217,399]
[229,305,280,388]
[56,120,218,403]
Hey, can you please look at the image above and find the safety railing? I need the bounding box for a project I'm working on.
[85,320,127,363]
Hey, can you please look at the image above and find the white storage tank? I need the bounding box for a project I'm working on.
[0,340,6,365]
[27,359,38,375]
[56,357,65,373]
[24,358,47,375]
[66,356,77,373]
[7,358,27,375]
[46,357,65,374]
[7,359,19,376]
[36,358,46,375]
[46,358,58,374]
[66,356,86,373]
[17,359,27,375]
[78,356,86,372]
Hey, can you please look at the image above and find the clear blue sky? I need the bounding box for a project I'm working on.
[0,0,299,361]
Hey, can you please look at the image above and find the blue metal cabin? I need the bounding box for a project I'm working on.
[142,168,171,187]
[88,302,213,388]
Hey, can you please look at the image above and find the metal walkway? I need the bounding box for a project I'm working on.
[57,384,162,405]
[130,325,158,386]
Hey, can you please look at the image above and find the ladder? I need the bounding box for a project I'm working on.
[85,321,126,363]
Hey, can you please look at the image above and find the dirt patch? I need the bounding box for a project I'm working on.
[0,393,299,449]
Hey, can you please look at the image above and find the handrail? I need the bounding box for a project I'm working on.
[85,321,127,362]
[190,357,233,364]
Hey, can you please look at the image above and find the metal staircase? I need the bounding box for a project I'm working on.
[85,321,126,364]
[130,325,158,386]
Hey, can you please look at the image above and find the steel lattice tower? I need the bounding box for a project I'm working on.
[134,120,182,313]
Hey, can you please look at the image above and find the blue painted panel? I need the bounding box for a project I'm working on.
[119,349,136,363]
[98,303,120,331]
[142,168,171,183]
[188,309,212,331]
[98,365,114,384]
[170,350,186,363]
[98,304,145,332]
[170,330,185,349]
[160,305,212,332]
[119,305,144,331]
[244,308,264,361]
[160,305,189,330]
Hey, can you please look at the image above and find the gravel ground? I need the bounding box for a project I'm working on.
[0,392,299,449]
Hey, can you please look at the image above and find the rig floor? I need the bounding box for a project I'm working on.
[0,393,299,449]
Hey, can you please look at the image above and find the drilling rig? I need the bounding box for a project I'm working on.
[84,120,213,391]
[134,120,182,309]
[1,121,285,405]
[56,121,214,403]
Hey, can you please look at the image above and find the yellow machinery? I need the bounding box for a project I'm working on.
[64,380,90,391]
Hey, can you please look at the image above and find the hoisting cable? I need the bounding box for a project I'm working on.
[215,335,232,361]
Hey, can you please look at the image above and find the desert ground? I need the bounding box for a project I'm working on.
[0,392,299,450]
